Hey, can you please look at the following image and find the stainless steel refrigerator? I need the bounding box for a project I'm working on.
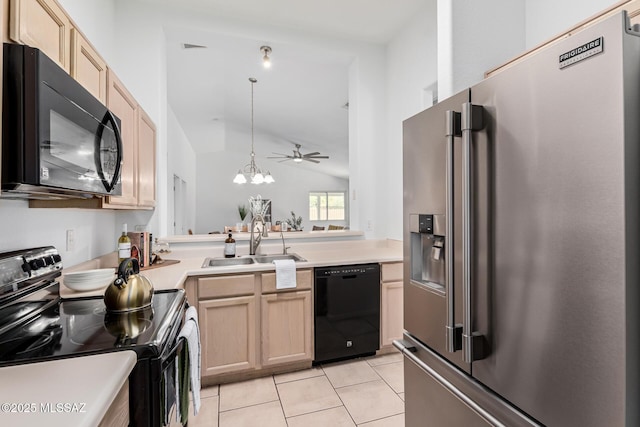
[396,12,640,427]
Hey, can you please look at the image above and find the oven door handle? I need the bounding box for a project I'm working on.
[161,336,186,370]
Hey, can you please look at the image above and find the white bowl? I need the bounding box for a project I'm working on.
[64,273,114,282]
[64,268,116,281]
[63,275,115,292]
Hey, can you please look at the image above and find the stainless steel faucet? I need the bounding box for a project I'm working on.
[250,214,264,255]
[280,229,291,255]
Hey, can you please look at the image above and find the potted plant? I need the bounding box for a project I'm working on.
[286,211,303,231]
[237,204,248,231]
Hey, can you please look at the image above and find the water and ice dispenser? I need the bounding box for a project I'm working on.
[410,214,446,292]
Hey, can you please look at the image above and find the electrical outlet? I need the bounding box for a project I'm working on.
[367,220,373,231]
[66,229,75,251]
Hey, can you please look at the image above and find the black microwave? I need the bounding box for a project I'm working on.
[2,43,122,199]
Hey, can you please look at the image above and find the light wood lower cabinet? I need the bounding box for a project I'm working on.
[98,378,129,427]
[380,262,404,348]
[261,290,312,366]
[199,295,257,377]
[192,269,313,382]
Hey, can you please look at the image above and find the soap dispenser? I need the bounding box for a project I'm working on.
[224,233,236,258]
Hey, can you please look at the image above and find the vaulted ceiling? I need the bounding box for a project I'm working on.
[142,0,431,178]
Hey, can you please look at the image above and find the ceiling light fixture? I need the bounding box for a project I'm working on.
[233,78,274,185]
[260,45,272,68]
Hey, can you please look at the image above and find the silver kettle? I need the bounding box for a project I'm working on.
[104,257,154,312]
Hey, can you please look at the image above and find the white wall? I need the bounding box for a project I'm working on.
[525,0,619,48]
[167,106,197,234]
[110,1,168,238]
[386,1,438,241]
[0,200,117,266]
[347,47,388,239]
[437,0,526,99]
[57,0,117,64]
[1,1,618,264]
[105,1,387,239]
[195,150,348,233]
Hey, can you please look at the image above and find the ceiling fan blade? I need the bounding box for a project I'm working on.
[278,158,293,163]
[303,158,320,163]
[302,152,321,157]
[270,152,291,157]
[306,155,329,159]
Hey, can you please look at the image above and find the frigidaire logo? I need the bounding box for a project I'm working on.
[559,37,604,69]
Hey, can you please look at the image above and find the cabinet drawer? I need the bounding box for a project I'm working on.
[261,269,312,293]
[381,262,403,282]
[198,274,255,299]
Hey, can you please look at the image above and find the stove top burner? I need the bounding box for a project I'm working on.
[0,325,62,360]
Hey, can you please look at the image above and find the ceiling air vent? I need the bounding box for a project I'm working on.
[182,43,207,49]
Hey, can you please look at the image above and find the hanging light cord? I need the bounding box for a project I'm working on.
[251,78,255,161]
[233,77,273,184]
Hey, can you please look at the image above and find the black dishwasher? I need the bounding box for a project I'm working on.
[314,263,380,364]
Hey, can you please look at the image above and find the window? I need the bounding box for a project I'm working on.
[309,191,346,221]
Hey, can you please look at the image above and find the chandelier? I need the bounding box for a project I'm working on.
[233,78,274,184]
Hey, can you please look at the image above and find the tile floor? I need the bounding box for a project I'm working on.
[188,352,405,427]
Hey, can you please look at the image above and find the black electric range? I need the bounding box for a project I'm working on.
[0,290,184,363]
[0,247,188,426]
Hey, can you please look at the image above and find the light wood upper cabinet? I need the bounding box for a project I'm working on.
[8,0,156,210]
[71,29,107,103]
[104,70,156,210]
[136,108,156,208]
[104,70,138,208]
[10,0,71,72]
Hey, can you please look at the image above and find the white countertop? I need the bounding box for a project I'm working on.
[59,239,403,299]
[0,351,136,427]
[163,229,365,244]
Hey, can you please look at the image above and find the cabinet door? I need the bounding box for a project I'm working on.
[70,29,107,103]
[261,290,312,366]
[136,108,156,208]
[381,281,404,347]
[98,378,129,427]
[10,0,72,72]
[200,296,256,377]
[105,70,138,208]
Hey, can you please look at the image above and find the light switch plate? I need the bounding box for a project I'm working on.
[66,229,75,251]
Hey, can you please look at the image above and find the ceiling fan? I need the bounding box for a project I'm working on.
[268,143,329,164]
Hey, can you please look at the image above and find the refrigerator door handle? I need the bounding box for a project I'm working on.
[462,102,487,363]
[393,339,506,427]
[445,110,463,353]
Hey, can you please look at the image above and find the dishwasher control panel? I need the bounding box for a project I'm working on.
[315,264,380,277]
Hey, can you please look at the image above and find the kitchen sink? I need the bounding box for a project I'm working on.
[202,253,306,268]
[252,253,306,263]
[202,257,256,267]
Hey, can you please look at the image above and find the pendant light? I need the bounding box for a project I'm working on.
[260,46,272,68]
[233,78,274,185]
